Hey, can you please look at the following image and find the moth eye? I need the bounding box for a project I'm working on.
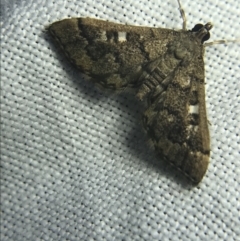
[191,24,204,32]
[201,32,210,43]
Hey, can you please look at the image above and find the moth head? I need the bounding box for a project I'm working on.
[191,22,213,43]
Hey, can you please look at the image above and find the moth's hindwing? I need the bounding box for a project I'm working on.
[49,18,210,183]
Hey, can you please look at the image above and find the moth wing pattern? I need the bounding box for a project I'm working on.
[49,17,212,184]
[142,58,210,183]
[48,18,176,90]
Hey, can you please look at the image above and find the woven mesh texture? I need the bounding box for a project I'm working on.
[1,0,240,240]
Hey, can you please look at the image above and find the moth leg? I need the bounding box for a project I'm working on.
[205,39,240,46]
[177,0,187,30]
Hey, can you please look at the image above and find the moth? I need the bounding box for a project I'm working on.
[48,0,238,184]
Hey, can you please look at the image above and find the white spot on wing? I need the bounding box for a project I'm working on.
[186,125,199,139]
[189,104,199,114]
[100,31,107,41]
[188,125,199,132]
[180,76,191,88]
[118,32,127,42]
[186,77,191,85]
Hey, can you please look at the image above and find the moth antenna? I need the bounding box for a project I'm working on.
[177,0,187,30]
[205,38,240,46]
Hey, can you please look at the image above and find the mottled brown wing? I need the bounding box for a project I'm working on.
[48,18,176,90]
[142,58,210,183]
[49,17,211,183]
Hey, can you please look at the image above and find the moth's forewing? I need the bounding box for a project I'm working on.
[48,18,210,183]
[48,18,176,89]
[142,41,210,183]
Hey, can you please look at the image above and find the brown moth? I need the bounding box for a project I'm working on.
[48,0,238,183]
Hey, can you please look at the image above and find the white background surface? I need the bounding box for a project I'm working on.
[1,0,240,240]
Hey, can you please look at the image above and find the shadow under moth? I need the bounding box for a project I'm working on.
[48,0,238,184]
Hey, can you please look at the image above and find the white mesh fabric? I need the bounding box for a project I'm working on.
[1,0,239,240]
